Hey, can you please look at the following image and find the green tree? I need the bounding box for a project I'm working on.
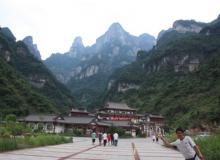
[5,114,16,123]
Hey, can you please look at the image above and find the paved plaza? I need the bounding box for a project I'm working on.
[0,137,184,160]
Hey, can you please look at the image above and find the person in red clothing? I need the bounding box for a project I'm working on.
[107,133,111,145]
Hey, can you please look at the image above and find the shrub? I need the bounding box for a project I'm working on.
[107,126,125,136]
[72,129,83,136]
[5,122,29,137]
[5,114,16,123]
[26,134,71,147]
[0,138,17,152]
[0,134,71,152]
[120,133,132,138]
[195,133,220,160]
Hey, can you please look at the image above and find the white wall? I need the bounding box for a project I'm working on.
[54,124,65,133]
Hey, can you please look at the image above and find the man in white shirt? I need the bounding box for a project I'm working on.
[113,132,119,146]
[103,132,107,147]
[159,128,204,160]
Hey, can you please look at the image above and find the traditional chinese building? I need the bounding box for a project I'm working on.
[95,102,144,136]
[19,102,165,137]
[69,108,90,117]
[20,114,95,134]
[142,113,165,136]
[97,102,143,122]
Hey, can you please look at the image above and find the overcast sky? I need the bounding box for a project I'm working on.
[0,0,220,59]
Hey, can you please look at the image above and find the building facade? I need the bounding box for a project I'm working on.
[20,102,165,137]
[142,114,165,136]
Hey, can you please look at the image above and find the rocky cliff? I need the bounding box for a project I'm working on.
[157,19,207,41]
[68,36,85,58]
[23,36,41,60]
[173,20,207,33]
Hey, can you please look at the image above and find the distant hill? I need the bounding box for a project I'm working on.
[45,23,156,108]
[0,27,75,117]
[104,16,220,128]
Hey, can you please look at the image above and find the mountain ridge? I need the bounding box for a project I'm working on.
[44,22,156,108]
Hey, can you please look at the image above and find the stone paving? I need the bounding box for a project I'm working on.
[0,137,184,160]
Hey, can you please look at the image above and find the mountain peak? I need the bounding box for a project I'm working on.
[108,22,124,32]
[1,27,16,41]
[95,22,129,48]
[23,36,41,60]
[106,22,127,36]
[69,36,85,57]
[72,36,84,48]
[23,36,33,44]
[210,14,220,25]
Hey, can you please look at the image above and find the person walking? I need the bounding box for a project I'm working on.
[91,131,96,145]
[156,134,159,142]
[152,134,156,142]
[98,131,103,146]
[111,133,114,145]
[159,128,205,160]
[103,132,107,147]
[113,132,119,146]
[107,133,111,145]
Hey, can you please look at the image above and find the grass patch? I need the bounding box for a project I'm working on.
[0,134,72,152]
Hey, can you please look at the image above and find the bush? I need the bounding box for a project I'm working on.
[136,128,146,137]
[0,138,17,152]
[5,114,16,123]
[195,133,220,160]
[27,134,71,147]
[72,129,83,136]
[0,134,72,152]
[0,126,9,137]
[165,132,176,142]
[120,133,132,138]
[107,126,125,136]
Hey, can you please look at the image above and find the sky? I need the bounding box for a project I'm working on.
[0,0,220,60]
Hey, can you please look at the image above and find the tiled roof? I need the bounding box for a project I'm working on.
[149,114,164,119]
[23,115,57,122]
[71,108,89,113]
[57,116,94,124]
[104,102,136,111]
[96,120,131,127]
[22,115,94,124]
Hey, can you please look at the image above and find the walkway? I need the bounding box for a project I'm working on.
[0,137,184,160]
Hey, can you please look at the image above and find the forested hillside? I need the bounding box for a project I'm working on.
[0,27,74,117]
[105,16,220,128]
